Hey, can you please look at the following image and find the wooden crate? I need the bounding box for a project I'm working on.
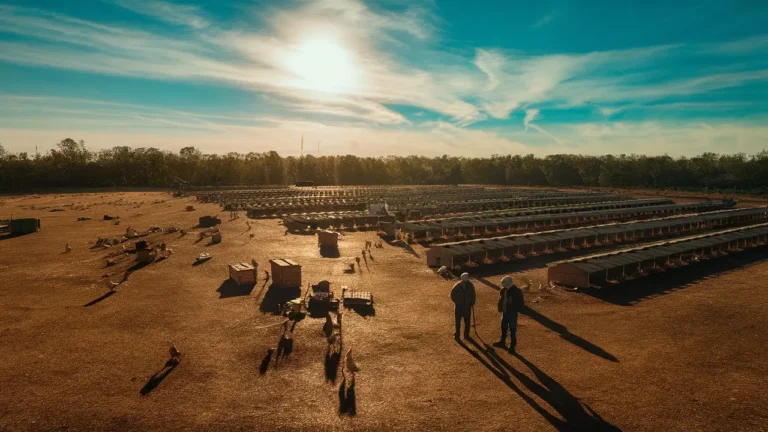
[229,263,257,285]
[269,259,302,288]
[342,288,374,306]
[317,230,339,248]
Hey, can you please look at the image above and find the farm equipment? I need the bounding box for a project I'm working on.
[342,286,374,307]
[307,280,339,316]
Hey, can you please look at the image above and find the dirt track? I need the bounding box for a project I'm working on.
[1,191,767,431]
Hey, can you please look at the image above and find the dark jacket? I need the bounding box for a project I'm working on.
[450,280,476,311]
[498,285,524,314]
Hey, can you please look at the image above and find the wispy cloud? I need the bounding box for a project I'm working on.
[112,0,209,29]
[523,108,540,131]
[531,13,554,29]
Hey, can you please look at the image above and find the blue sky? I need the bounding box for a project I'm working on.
[0,0,767,156]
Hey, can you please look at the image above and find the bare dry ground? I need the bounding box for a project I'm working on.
[1,191,767,432]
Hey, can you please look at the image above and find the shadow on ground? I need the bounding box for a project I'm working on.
[320,247,340,258]
[476,278,619,363]
[260,285,302,314]
[385,238,420,258]
[458,336,620,431]
[217,280,255,299]
[140,360,178,396]
[83,290,116,307]
[345,304,376,318]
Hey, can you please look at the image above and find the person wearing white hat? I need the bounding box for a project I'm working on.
[494,276,524,352]
[450,272,476,339]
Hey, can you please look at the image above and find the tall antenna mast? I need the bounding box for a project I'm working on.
[300,133,304,158]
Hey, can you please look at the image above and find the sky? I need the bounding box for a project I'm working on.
[0,0,767,157]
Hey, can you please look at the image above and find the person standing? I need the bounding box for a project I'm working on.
[494,276,524,352]
[450,273,476,339]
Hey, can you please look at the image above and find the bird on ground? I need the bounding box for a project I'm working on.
[344,348,360,374]
[65,243,71,253]
[323,314,335,338]
[327,334,338,348]
[105,278,120,291]
[169,344,182,364]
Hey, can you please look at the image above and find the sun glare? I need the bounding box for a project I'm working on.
[283,35,361,94]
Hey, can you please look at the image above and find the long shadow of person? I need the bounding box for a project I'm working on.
[474,277,619,363]
[457,338,566,429]
[513,352,619,430]
[471,339,621,432]
[325,348,341,384]
[338,373,357,416]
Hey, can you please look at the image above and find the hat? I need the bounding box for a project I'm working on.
[460,272,469,281]
[501,276,513,288]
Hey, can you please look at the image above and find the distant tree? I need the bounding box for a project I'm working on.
[0,138,767,193]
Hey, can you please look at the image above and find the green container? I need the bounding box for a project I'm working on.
[10,218,41,235]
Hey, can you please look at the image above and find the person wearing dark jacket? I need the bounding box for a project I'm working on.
[450,272,476,339]
[494,276,524,352]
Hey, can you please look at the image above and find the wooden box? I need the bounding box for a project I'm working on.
[269,259,302,288]
[229,263,257,285]
[317,230,339,248]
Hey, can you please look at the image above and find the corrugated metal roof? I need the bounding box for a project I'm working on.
[552,224,768,275]
[430,207,768,257]
[402,201,732,233]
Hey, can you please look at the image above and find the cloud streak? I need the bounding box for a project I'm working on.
[112,0,209,29]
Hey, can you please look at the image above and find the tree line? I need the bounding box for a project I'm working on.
[1,138,767,193]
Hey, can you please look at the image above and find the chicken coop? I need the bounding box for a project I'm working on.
[229,262,257,285]
[270,258,302,288]
[8,218,41,236]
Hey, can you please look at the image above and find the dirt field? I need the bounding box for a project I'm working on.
[1,191,767,432]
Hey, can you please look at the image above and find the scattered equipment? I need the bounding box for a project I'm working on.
[308,280,339,315]
[195,253,212,264]
[342,286,374,307]
[211,231,222,244]
[229,262,258,286]
[136,241,156,264]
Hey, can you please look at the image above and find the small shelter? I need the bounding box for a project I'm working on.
[270,258,302,288]
[317,230,340,248]
[10,218,41,236]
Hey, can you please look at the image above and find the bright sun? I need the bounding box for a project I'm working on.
[283,35,360,94]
